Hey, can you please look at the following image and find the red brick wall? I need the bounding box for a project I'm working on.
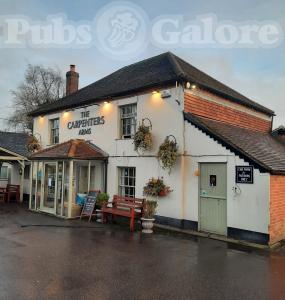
[184,93,272,132]
[269,175,285,245]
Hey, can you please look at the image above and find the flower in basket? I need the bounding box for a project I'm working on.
[157,136,178,174]
[143,177,172,198]
[133,124,152,153]
[27,135,42,153]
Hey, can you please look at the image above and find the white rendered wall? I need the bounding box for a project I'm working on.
[33,87,185,219]
[184,123,270,234]
[33,86,270,232]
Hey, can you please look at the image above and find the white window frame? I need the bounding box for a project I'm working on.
[50,118,60,145]
[118,167,136,198]
[120,104,137,139]
[0,166,8,180]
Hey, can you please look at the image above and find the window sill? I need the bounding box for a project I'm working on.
[115,138,134,141]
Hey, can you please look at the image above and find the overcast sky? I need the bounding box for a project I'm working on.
[0,0,284,129]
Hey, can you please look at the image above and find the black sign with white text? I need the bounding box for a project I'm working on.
[236,166,254,184]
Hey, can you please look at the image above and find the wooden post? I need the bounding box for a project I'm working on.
[87,161,91,193]
[19,161,25,203]
[29,162,33,209]
[68,160,74,218]
[61,161,65,217]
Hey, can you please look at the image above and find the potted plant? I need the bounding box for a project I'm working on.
[96,193,109,223]
[157,135,178,174]
[133,118,152,154]
[141,200,158,233]
[142,177,172,233]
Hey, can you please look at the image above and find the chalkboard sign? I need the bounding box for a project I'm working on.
[236,166,254,184]
[80,195,98,221]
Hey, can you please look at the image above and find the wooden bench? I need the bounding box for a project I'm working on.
[6,184,20,203]
[102,195,145,232]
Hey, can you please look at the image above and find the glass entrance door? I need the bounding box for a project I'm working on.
[42,163,57,213]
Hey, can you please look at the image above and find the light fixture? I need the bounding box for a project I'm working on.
[186,82,191,89]
[191,84,197,90]
[152,90,159,95]
[65,108,75,112]
[160,90,171,98]
[104,101,110,104]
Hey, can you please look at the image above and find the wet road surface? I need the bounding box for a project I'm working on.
[0,204,285,300]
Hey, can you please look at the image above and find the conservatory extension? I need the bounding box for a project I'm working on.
[29,139,108,218]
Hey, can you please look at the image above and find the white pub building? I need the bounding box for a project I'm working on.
[29,52,285,246]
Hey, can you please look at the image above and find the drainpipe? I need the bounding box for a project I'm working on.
[104,160,108,193]
[179,82,186,226]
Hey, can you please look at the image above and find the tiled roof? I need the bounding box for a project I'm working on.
[29,52,274,117]
[184,112,285,175]
[30,139,108,160]
[0,132,30,158]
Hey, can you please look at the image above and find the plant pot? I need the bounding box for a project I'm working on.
[159,191,167,197]
[141,218,155,234]
[96,209,102,223]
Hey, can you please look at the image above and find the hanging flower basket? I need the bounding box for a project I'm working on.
[133,118,153,154]
[157,135,178,174]
[143,177,172,198]
[27,135,42,153]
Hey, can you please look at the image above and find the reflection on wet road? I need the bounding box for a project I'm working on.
[0,204,285,300]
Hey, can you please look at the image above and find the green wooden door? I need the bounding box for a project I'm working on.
[199,163,227,235]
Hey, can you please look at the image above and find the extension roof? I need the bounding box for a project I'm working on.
[30,139,108,160]
[30,52,274,117]
[0,132,30,158]
[184,112,285,175]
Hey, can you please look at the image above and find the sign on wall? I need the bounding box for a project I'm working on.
[67,111,105,135]
[235,166,254,184]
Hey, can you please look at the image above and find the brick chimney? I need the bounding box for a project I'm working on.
[66,64,79,96]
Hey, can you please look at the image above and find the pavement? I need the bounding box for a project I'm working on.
[0,203,285,300]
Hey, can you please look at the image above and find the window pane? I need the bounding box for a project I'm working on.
[50,118,60,144]
[120,104,137,138]
[0,166,8,179]
[118,167,136,198]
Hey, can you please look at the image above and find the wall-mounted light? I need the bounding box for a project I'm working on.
[65,108,75,112]
[186,82,197,90]
[160,90,171,99]
[152,90,159,95]
[104,101,110,104]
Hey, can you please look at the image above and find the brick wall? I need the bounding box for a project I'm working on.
[269,175,285,245]
[184,93,272,132]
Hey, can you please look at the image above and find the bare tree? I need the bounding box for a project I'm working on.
[8,64,65,131]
